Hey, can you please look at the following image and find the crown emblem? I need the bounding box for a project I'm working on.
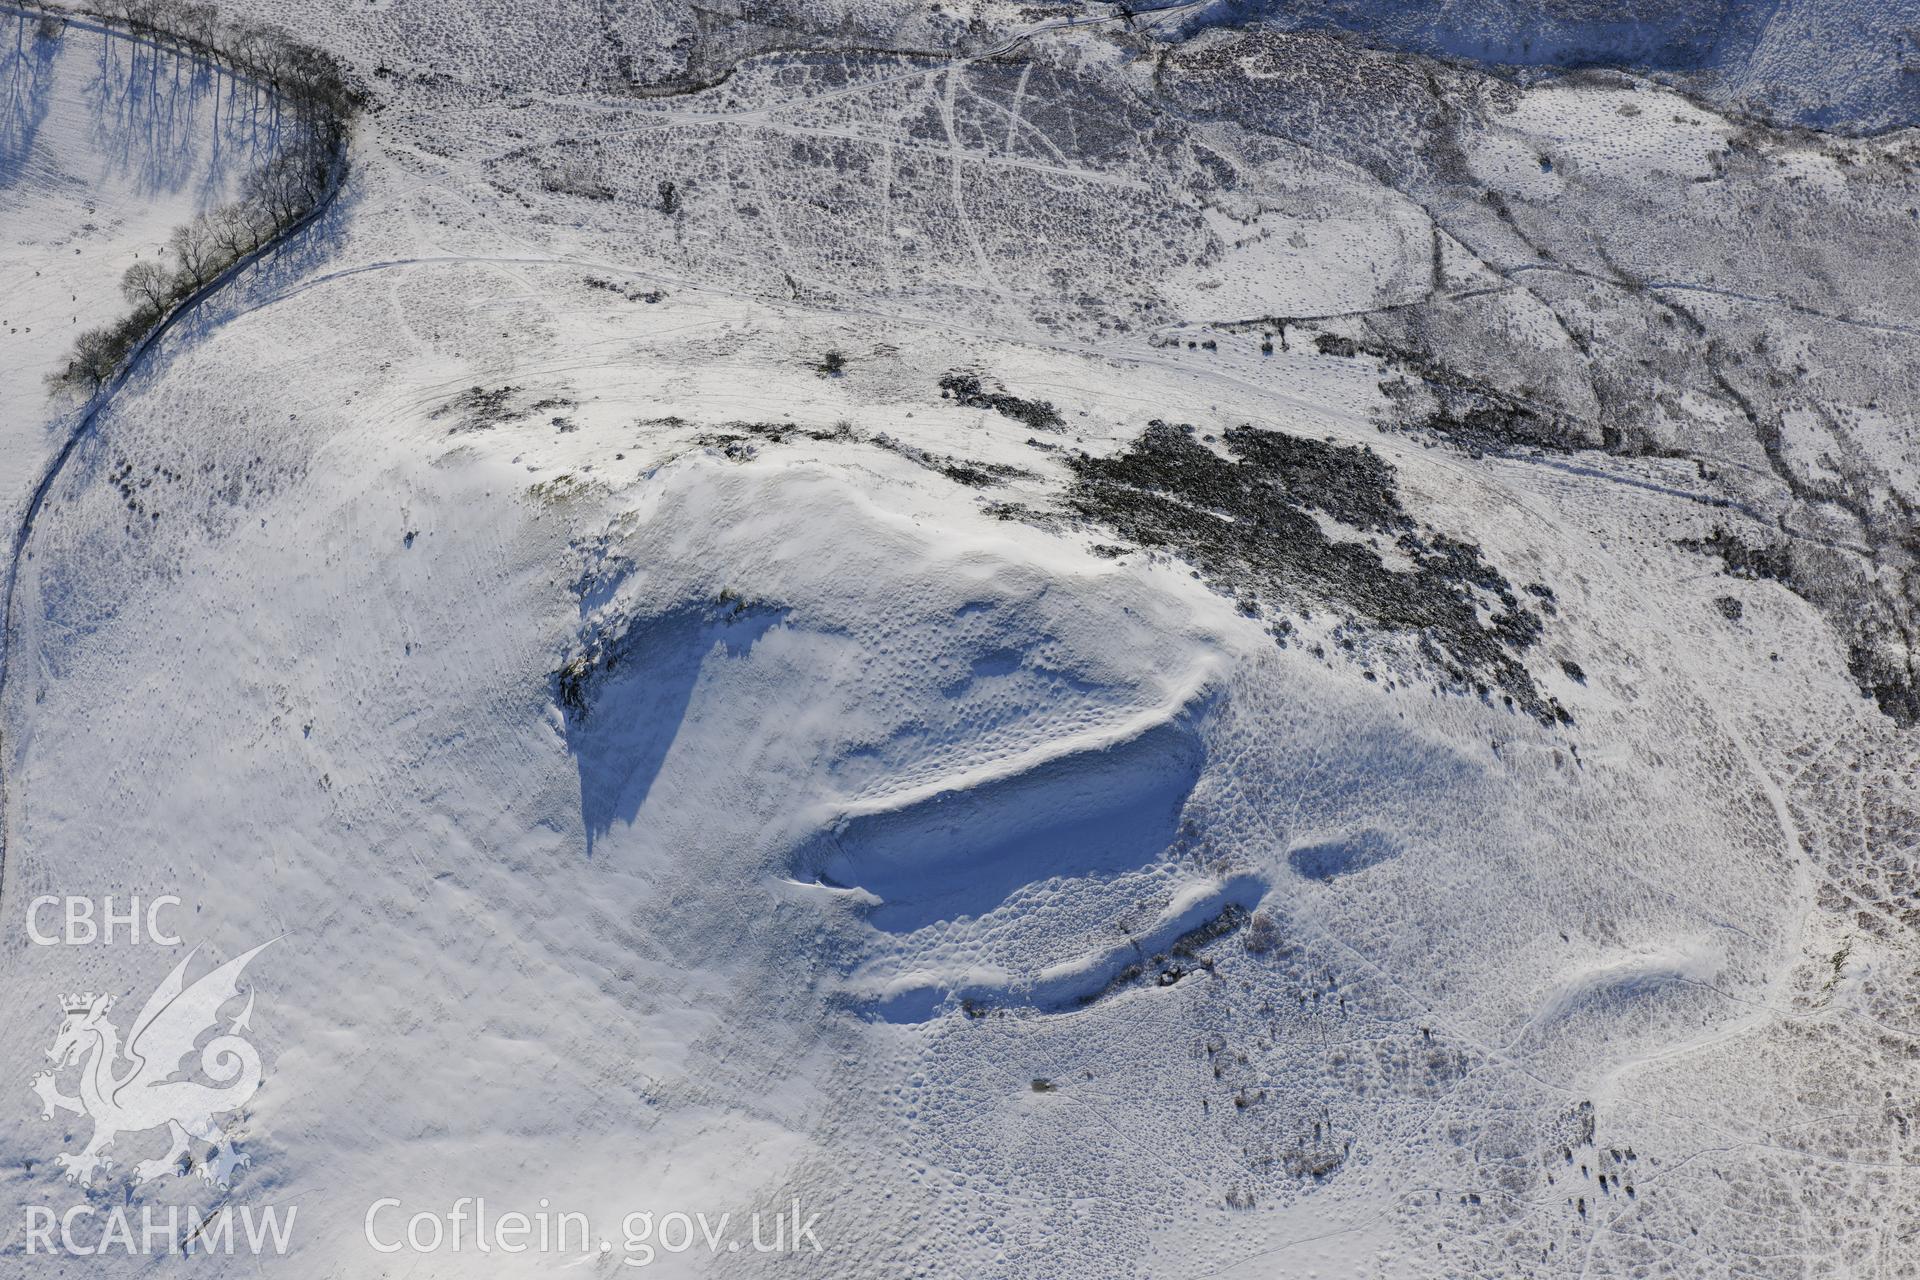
[36,941,276,1190]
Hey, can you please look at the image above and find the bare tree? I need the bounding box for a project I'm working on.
[243,150,305,223]
[117,0,161,34]
[220,18,272,77]
[179,2,218,48]
[205,202,272,258]
[67,324,134,388]
[167,218,218,288]
[120,259,176,311]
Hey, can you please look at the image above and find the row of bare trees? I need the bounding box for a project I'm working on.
[70,0,359,124]
[45,1,361,389]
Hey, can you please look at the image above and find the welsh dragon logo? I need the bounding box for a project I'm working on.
[30,941,275,1188]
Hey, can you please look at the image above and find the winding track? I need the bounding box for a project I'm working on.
[0,0,1217,912]
[2,0,1865,906]
[0,0,1228,913]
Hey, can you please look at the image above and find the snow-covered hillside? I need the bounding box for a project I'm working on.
[0,2,1914,1277]
[1177,0,1920,133]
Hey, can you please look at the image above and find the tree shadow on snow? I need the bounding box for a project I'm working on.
[0,15,59,186]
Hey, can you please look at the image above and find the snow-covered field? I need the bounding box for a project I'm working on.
[0,9,281,523]
[0,2,1915,1276]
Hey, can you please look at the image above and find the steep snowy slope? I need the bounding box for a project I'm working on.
[1178,0,1920,133]
[0,2,1915,1277]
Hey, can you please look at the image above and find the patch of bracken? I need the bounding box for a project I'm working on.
[1335,332,1598,455]
[1681,527,1918,725]
[432,386,577,434]
[939,372,1065,432]
[1848,625,1920,727]
[1220,425,1407,531]
[701,419,1029,490]
[432,384,523,433]
[869,432,1032,488]
[1063,421,1567,724]
[1380,366,1588,455]
[1676,527,1793,582]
